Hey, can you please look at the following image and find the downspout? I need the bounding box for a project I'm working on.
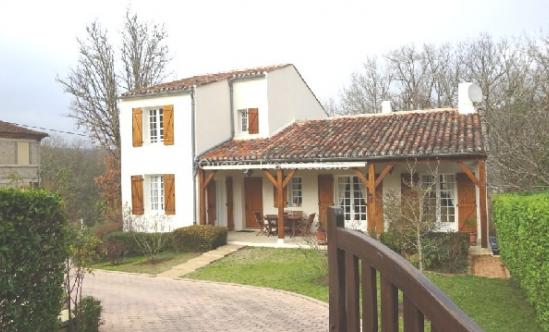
[191,86,197,224]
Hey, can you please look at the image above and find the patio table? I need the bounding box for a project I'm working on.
[265,213,304,237]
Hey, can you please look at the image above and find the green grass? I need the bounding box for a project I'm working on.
[92,251,200,275]
[188,247,541,332]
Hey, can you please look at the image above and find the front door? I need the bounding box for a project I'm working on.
[244,177,263,228]
[207,180,217,225]
[318,174,334,228]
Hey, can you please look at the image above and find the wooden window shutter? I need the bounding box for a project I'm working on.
[400,173,419,219]
[273,184,288,208]
[164,174,176,215]
[132,108,143,147]
[457,173,477,233]
[247,108,259,134]
[131,175,144,215]
[163,105,174,145]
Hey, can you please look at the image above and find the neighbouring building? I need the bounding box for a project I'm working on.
[0,121,48,188]
[119,64,490,247]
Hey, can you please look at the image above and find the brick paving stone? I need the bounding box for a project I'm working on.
[83,270,328,332]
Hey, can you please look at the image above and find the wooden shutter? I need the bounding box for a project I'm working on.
[163,105,174,145]
[457,173,477,233]
[273,184,288,207]
[132,108,143,147]
[164,174,176,215]
[131,175,144,215]
[248,108,259,134]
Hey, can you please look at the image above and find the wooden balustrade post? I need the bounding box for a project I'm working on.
[328,207,346,331]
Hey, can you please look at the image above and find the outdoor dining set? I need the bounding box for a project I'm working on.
[255,211,316,238]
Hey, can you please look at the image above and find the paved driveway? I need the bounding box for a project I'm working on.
[84,270,328,332]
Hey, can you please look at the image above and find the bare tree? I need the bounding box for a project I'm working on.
[121,11,170,91]
[384,161,441,271]
[58,22,119,156]
[340,56,393,114]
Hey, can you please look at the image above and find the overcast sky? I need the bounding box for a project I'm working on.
[0,0,547,142]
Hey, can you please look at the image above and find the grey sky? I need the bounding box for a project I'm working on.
[0,0,547,142]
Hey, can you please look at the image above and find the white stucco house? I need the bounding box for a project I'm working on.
[120,64,490,248]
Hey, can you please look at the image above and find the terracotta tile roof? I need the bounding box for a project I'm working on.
[121,64,292,98]
[0,121,48,140]
[199,109,486,164]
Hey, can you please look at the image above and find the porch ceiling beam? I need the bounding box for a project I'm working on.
[375,163,395,188]
[262,170,278,187]
[201,170,217,190]
[456,161,479,186]
[282,169,297,189]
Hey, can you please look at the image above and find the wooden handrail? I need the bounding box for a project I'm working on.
[327,207,484,332]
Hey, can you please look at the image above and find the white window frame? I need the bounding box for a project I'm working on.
[420,174,457,229]
[147,108,164,144]
[239,109,248,133]
[149,175,164,212]
[336,175,367,230]
[287,177,302,207]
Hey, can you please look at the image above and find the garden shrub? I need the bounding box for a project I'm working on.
[0,189,68,331]
[172,225,228,252]
[493,192,549,330]
[380,230,469,272]
[94,222,122,240]
[74,296,102,332]
[103,231,172,257]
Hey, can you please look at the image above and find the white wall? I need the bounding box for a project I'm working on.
[232,77,269,139]
[194,80,232,155]
[120,93,194,230]
[267,65,327,135]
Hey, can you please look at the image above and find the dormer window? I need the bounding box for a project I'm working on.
[238,108,259,135]
[149,108,164,143]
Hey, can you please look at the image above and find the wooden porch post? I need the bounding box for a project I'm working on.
[198,169,216,226]
[276,168,285,240]
[478,160,489,248]
[367,163,377,235]
[199,169,206,225]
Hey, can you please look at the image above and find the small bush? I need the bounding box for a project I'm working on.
[103,231,172,257]
[493,192,549,330]
[94,222,122,240]
[103,239,126,264]
[422,232,469,272]
[172,225,227,252]
[0,189,68,331]
[380,231,469,272]
[74,296,102,332]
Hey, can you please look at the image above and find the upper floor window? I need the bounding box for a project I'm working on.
[288,177,302,207]
[238,108,259,135]
[421,174,456,223]
[240,109,248,132]
[148,108,164,143]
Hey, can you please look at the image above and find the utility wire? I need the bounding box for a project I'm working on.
[2,121,90,138]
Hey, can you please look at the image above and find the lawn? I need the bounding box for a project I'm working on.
[92,251,200,275]
[187,247,541,332]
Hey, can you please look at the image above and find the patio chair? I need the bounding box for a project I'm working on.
[299,213,315,236]
[255,213,269,236]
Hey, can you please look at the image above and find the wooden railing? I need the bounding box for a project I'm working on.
[327,207,484,332]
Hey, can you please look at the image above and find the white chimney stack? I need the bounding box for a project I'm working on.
[381,100,392,114]
[458,82,483,114]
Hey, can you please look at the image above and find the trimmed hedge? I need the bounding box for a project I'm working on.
[103,231,172,257]
[493,192,549,330]
[172,225,227,252]
[380,231,469,272]
[0,189,68,331]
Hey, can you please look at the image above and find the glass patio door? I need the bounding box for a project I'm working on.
[337,176,367,230]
